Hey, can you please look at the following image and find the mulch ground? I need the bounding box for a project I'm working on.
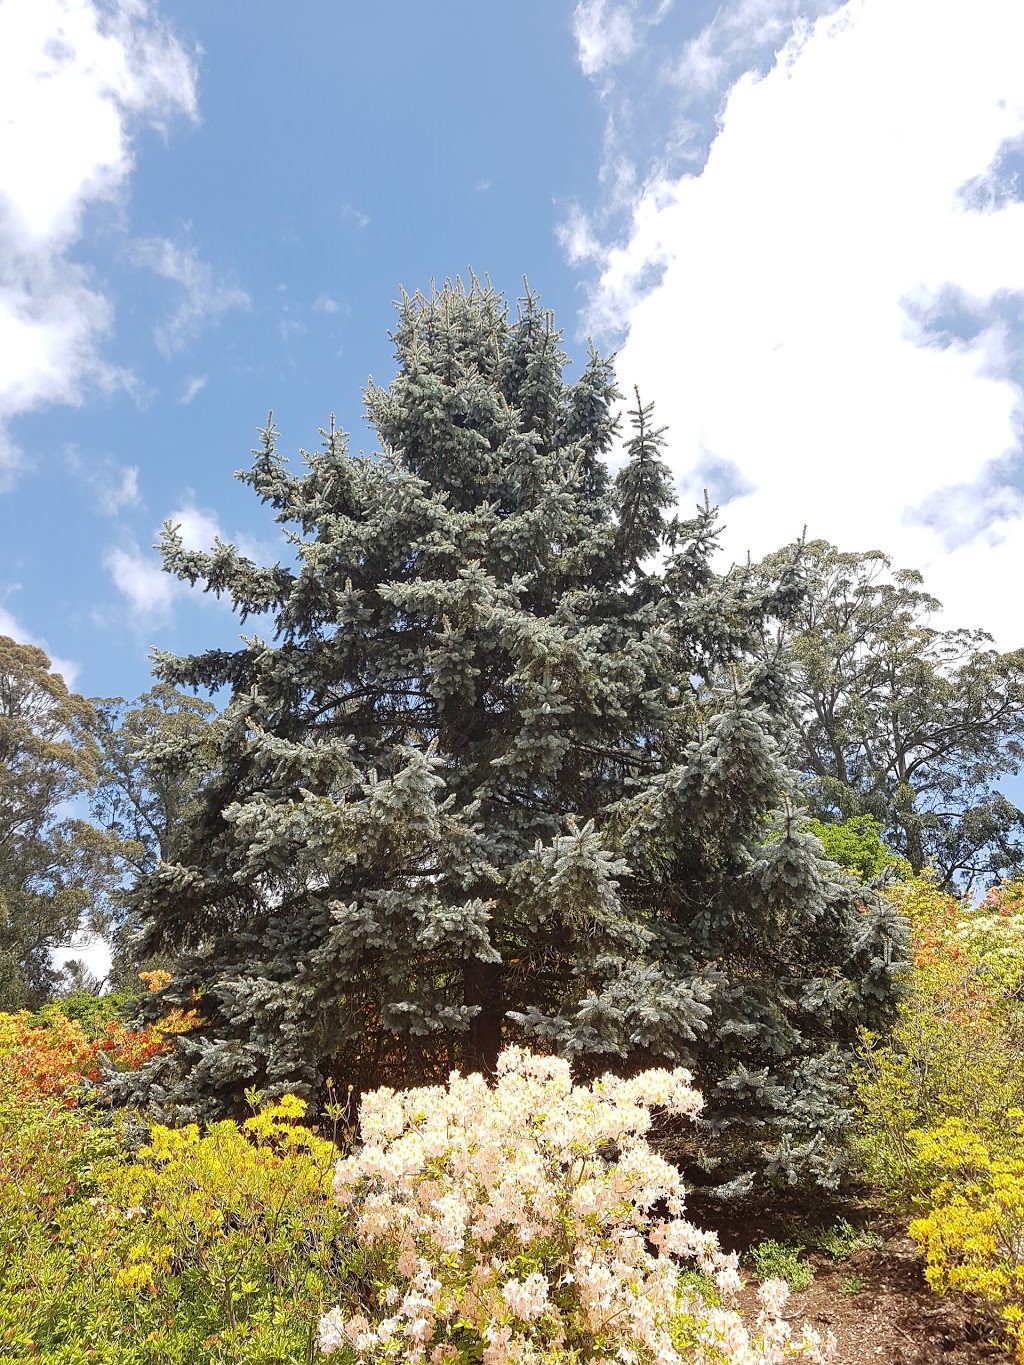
[688,1193,1008,1364]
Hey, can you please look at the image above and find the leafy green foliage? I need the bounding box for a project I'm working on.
[755,540,1024,887]
[854,874,1024,1204]
[0,1080,353,1364]
[28,988,137,1034]
[0,636,118,1009]
[803,816,909,883]
[805,1218,881,1261]
[746,1240,815,1290]
[90,684,218,986]
[853,874,1024,1355]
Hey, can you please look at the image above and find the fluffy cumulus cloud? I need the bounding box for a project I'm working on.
[573,0,1024,647]
[0,0,197,486]
[105,501,222,620]
[105,545,178,618]
[106,501,278,626]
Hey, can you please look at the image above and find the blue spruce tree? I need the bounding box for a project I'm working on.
[125,279,903,1189]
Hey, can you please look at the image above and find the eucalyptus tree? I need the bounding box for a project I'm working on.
[0,637,110,1008]
[755,540,1024,888]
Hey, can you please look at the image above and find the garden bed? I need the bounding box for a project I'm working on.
[693,1195,1005,1365]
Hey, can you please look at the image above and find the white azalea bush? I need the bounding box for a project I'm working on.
[319,1047,834,1364]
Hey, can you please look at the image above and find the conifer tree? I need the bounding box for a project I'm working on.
[126,280,902,1189]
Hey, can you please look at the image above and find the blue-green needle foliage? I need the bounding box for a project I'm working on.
[122,278,904,1191]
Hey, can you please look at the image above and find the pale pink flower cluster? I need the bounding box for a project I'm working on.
[320,1046,835,1364]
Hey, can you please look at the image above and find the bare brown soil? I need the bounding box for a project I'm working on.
[690,1195,1008,1365]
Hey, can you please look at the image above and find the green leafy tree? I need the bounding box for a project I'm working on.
[803,816,909,884]
[124,280,902,1191]
[90,685,217,986]
[0,637,113,1009]
[755,540,1024,889]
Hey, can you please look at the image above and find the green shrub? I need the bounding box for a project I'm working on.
[854,874,1024,1204]
[746,1240,815,1290]
[0,1083,355,1363]
[806,1218,882,1261]
[853,874,1024,1358]
[28,989,137,1036]
[803,815,909,883]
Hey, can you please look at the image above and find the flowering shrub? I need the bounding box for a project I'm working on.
[957,880,1024,1003]
[0,1076,126,1359]
[320,1047,834,1364]
[854,874,1024,1201]
[0,1005,195,1105]
[0,1085,354,1363]
[0,975,199,1105]
[908,1115,1024,1360]
[854,874,1024,1354]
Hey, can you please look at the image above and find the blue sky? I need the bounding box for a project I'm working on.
[2,0,1023,706]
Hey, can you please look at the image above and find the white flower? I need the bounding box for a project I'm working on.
[318,1047,832,1365]
[318,1308,347,1355]
[501,1272,549,1321]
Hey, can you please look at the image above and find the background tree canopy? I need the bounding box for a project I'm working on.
[119,280,903,1192]
[89,685,218,988]
[0,637,114,1009]
[754,540,1024,889]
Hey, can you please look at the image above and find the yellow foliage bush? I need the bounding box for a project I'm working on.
[908,1115,1024,1359]
[854,873,1024,1353]
[0,1083,356,1363]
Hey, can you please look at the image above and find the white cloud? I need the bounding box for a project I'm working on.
[179,374,207,404]
[0,0,197,486]
[314,295,341,315]
[130,236,250,355]
[53,934,112,984]
[105,503,247,622]
[671,0,841,98]
[105,544,178,618]
[169,503,222,552]
[573,1,639,78]
[577,0,1024,648]
[557,204,605,266]
[98,462,139,516]
[0,601,79,687]
[66,447,140,514]
[106,502,221,618]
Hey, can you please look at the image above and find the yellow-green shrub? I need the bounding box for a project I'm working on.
[854,873,1024,1198]
[908,1114,1024,1360]
[854,873,1024,1352]
[0,1082,355,1364]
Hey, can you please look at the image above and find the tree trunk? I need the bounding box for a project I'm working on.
[464,957,504,1075]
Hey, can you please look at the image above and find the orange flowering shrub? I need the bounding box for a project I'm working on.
[0,976,198,1105]
[979,879,1024,917]
[884,872,971,973]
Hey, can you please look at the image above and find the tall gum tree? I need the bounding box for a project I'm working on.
[125,281,903,1190]
[0,637,112,1007]
[754,540,1024,890]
